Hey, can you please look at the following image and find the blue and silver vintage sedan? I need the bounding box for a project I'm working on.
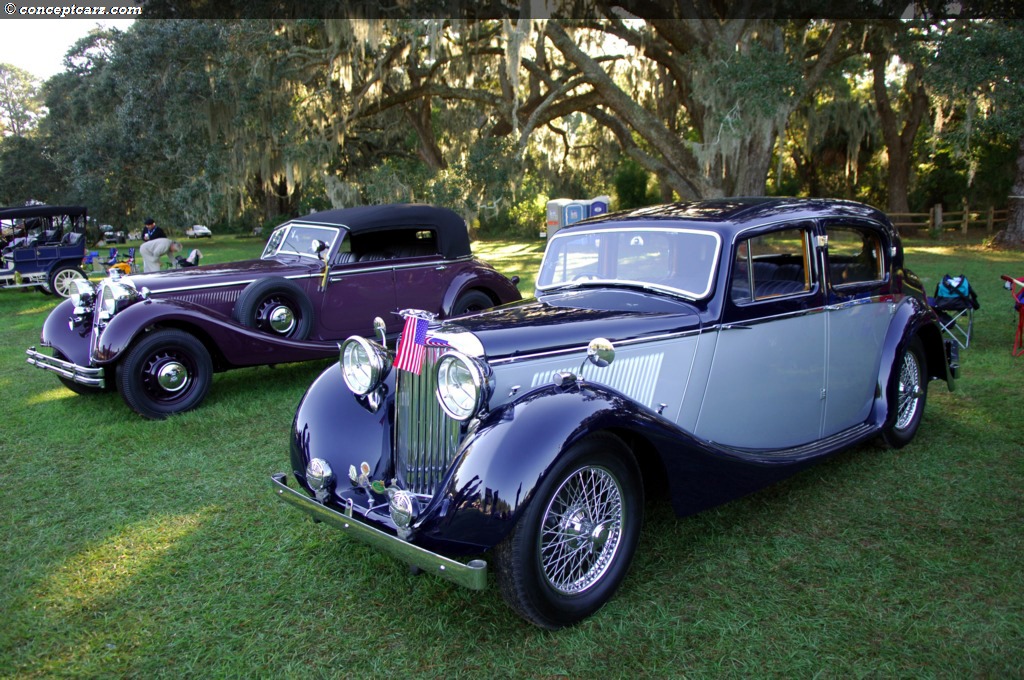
[272,198,957,629]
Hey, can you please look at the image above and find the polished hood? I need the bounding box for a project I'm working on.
[435,287,702,360]
[124,256,317,293]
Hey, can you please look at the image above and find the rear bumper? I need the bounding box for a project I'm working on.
[25,346,105,388]
[270,473,488,591]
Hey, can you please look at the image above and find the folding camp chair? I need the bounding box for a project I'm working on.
[1000,274,1024,357]
[929,274,979,350]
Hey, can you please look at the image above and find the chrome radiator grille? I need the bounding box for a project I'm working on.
[394,347,461,495]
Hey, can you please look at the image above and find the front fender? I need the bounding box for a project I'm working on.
[415,381,666,552]
[39,298,92,366]
[290,363,395,490]
[93,298,339,367]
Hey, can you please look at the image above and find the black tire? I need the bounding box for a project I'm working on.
[49,265,87,298]
[494,432,643,629]
[450,289,494,316]
[880,336,927,449]
[232,277,315,340]
[116,329,213,419]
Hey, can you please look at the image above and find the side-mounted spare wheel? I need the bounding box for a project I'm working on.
[232,277,315,340]
[494,432,644,629]
[116,329,213,419]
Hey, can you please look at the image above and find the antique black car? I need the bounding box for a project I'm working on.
[26,204,521,419]
[1,204,88,297]
[272,198,957,629]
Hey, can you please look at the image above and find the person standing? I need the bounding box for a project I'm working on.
[140,238,181,272]
[142,218,166,241]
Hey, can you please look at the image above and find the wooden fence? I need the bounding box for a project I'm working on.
[889,204,1009,236]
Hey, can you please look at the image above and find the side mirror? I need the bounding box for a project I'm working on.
[373,317,387,349]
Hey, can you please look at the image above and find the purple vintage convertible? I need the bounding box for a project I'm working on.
[26,204,521,419]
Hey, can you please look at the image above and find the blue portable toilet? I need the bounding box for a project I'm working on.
[589,195,610,217]
[564,201,586,225]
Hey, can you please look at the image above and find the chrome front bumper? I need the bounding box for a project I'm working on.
[25,347,105,388]
[270,473,488,591]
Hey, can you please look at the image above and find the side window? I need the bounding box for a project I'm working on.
[731,227,814,303]
[826,225,884,287]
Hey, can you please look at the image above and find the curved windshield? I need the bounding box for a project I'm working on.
[261,224,342,260]
[536,226,721,300]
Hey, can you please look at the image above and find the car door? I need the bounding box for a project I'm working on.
[821,219,893,437]
[694,223,827,449]
[318,237,399,336]
[384,228,450,319]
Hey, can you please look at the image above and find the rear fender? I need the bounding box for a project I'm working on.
[870,296,952,428]
[440,266,522,316]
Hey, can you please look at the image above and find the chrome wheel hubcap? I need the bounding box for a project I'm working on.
[156,361,189,392]
[268,305,296,334]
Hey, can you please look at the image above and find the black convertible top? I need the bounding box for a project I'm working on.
[0,204,88,220]
[292,204,471,259]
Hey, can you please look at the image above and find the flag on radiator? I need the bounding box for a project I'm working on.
[395,314,429,374]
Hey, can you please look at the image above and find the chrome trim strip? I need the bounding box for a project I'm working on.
[143,258,458,295]
[25,347,105,388]
[271,473,487,590]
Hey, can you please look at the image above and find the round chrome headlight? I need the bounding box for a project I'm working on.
[69,279,95,308]
[340,336,391,395]
[99,280,135,317]
[435,351,490,421]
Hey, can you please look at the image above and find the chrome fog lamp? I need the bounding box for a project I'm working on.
[305,457,335,492]
[435,351,490,421]
[69,278,95,309]
[387,487,420,529]
[340,335,391,395]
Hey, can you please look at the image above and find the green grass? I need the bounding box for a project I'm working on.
[1,234,1021,677]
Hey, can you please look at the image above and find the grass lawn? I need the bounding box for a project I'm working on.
[0,232,1020,677]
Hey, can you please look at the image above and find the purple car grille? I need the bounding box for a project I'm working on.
[394,346,461,495]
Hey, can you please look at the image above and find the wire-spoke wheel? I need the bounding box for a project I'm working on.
[495,432,642,629]
[539,465,624,595]
[881,336,927,449]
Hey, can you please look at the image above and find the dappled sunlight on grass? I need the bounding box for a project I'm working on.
[16,302,60,316]
[26,386,79,405]
[38,509,213,615]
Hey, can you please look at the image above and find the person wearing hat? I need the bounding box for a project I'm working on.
[142,218,166,241]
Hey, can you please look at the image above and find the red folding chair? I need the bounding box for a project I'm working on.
[1001,275,1024,357]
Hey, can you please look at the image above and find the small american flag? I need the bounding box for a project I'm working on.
[394,314,429,374]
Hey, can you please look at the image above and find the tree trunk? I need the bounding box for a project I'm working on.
[870,44,929,215]
[991,133,1024,249]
